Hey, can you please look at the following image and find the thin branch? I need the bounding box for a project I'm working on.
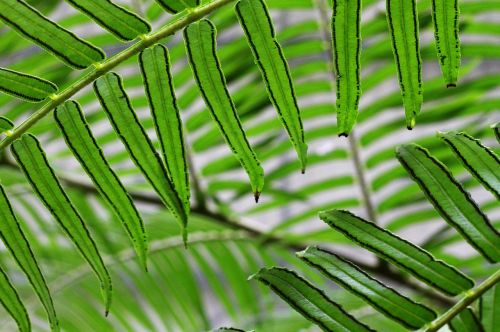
[424,268,500,332]
[0,0,237,151]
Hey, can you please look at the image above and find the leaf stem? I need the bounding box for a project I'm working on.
[0,0,236,151]
[423,268,500,332]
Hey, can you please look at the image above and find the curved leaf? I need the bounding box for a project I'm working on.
[183,19,264,200]
[492,122,500,143]
[11,134,112,313]
[0,0,105,69]
[480,283,499,332]
[438,131,500,199]
[431,0,461,87]
[449,308,484,332]
[319,209,474,296]
[0,67,57,102]
[155,0,200,14]
[54,100,148,270]
[386,0,423,128]
[0,185,58,331]
[396,144,500,263]
[298,246,436,329]
[235,0,308,171]
[250,267,374,332]
[330,0,362,135]
[65,0,151,41]
[93,73,187,242]
[139,44,190,215]
[0,267,30,332]
[0,117,14,133]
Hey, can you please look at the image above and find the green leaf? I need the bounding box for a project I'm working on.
[139,44,190,215]
[183,19,264,200]
[431,0,461,87]
[93,73,188,242]
[65,0,150,41]
[11,134,112,314]
[212,328,248,332]
[0,67,57,102]
[0,267,30,332]
[0,185,58,331]
[386,0,423,128]
[319,209,474,296]
[0,0,105,69]
[250,267,374,332]
[0,117,14,132]
[438,131,500,199]
[54,100,148,270]
[297,246,436,329]
[155,0,200,14]
[396,144,500,263]
[330,0,362,135]
[480,283,499,332]
[449,308,484,332]
[235,0,308,171]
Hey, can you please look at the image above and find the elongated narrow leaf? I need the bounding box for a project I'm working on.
[431,0,461,87]
[93,73,188,242]
[65,0,150,41]
[329,0,362,135]
[319,209,474,296]
[0,117,14,132]
[155,0,199,14]
[439,132,500,199]
[449,308,484,332]
[0,185,58,331]
[0,0,104,69]
[480,283,499,332]
[235,0,308,170]
[0,67,57,102]
[250,267,374,332]
[493,122,500,143]
[386,0,423,128]
[0,267,30,332]
[213,328,247,332]
[11,134,112,313]
[139,44,190,215]
[396,144,500,263]
[54,101,148,270]
[184,20,264,200]
[298,246,436,329]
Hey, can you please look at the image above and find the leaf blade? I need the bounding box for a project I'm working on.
[0,67,57,102]
[0,0,105,69]
[139,44,190,216]
[439,131,500,199]
[319,209,474,296]
[183,19,264,199]
[449,308,484,332]
[0,267,30,332]
[54,100,148,270]
[297,246,436,329]
[0,185,59,331]
[386,0,423,128]
[65,0,151,41]
[93,72,187,242]
[396,144,500,263]
[11,134,112,313]
[235,0,308,170]
[330,0,362,135]
[250,267,374,332]
[479,283,499,332]
[431,0,461,87]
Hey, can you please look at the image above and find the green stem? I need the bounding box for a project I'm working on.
[0,0,236,151]
[424,268,500,332]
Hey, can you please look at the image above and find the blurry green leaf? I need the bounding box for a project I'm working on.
[449,308,484,332]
